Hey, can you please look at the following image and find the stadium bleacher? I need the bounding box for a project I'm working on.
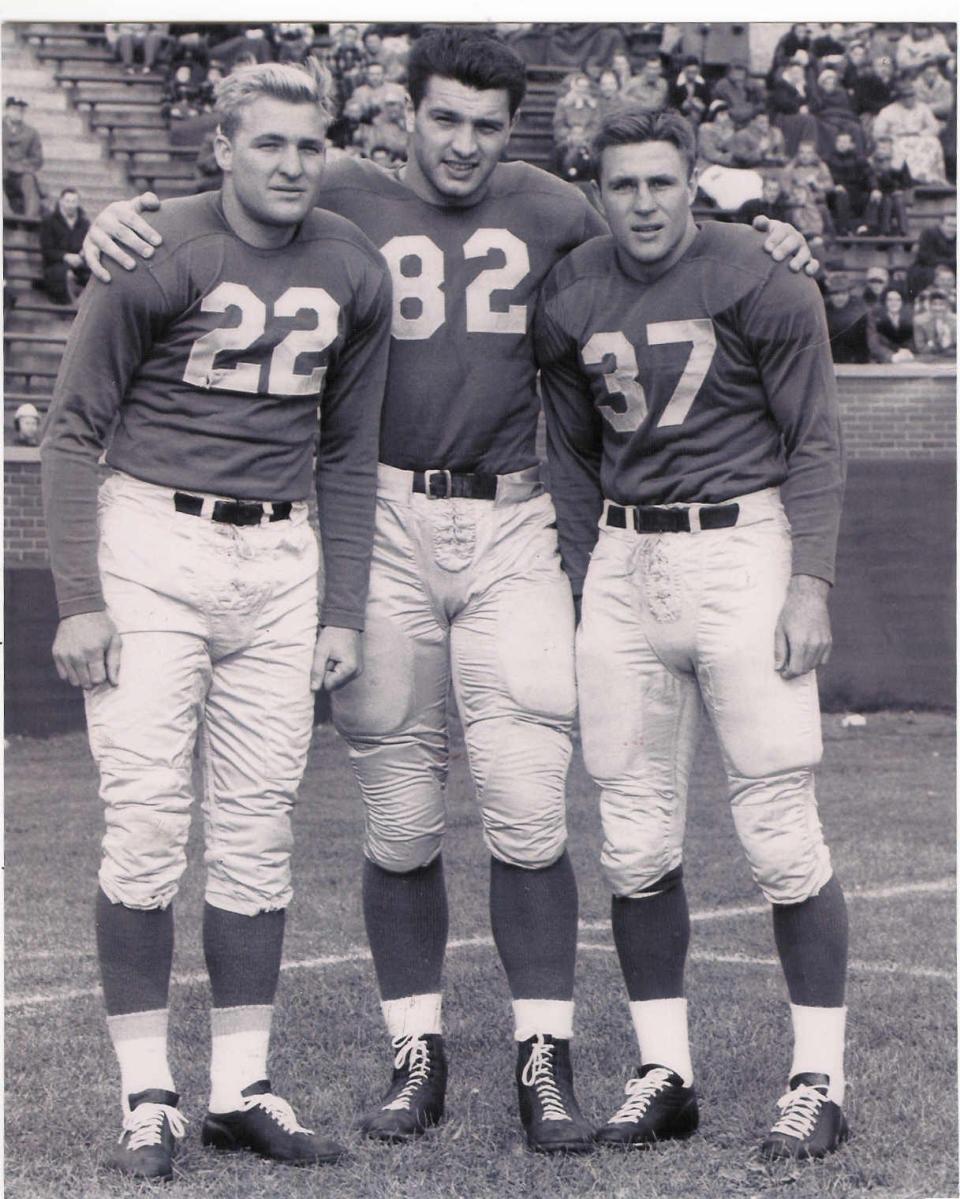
[3,21,956,435]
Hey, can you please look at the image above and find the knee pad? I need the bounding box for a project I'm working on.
[730,770,833,904]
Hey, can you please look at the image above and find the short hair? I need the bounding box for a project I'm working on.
[592,107,698,179]
[215,61,334,139]
[406,27,527,118]
[59,186,79,198]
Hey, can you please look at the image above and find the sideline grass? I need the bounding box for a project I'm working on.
[5,711,957,1198]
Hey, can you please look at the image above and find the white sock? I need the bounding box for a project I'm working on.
[381,992,443,1039]
[789,1003,846,1104]
[106,1009,176,1113]
[513,998,575,1042]
[208,1005,273,1114]
[628,998,694,1086]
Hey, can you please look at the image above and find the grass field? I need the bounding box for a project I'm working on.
[5,710,957,1199]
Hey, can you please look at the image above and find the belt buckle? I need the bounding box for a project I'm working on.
[424,469,452,499]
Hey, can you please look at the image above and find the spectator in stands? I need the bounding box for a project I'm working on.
[873,80,947,184]
[811,23,848,69]
[362,26,406,84]
[811,67,863,156]
[2,98,42,219]
[825,129,872,235]
[554,71,599,136]
[209,27,274,71]
[771,24,816,75]
[730,110,787,167]
[351,62,405,123]
[851,56,897,137]
[862,138,912,236]
[914,60,954,120]
[736,174,791,225]
[913,289,957,356]
[623,53,668,111]
[840,40,870,91]
[710,62,763,127]
[197,63,224,114]
[331,24,366,100]
[360,91,409,162]
[785,180,826,254]
[609,50,635,94]
[163,64,201,121]
[906,212,957,296]
[596,69,622,118]
[896,23,952,74]
[931,264,957,309]
[272,24,315,65]
[13,402,41,448]
[862,265,890,308]
[697,101,763,209]
[106,22,170,75]
[823,271,875,362]
[869,287,916,362]
[40,186,91,306]
[781,140,835,232]
[670,56,710,127]
[769,61,820,155]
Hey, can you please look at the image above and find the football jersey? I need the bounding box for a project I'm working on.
[536,221,844,593]
[42,191,392,628]
[317,157,608,473]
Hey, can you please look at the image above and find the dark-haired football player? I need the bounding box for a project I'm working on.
[536,106,849,1161]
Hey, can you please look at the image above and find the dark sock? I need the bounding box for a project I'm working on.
[489,851,578,1000]
[772,874,848,1006]
[362,856,448,1000]
[96,887,174,1016]
[612,870,690,1001]
[203,903,285,1007]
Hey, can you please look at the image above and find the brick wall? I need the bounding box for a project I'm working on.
[836,365,956,461]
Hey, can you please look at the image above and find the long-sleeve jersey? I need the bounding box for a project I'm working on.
[41,191,392,629]
[535,221,845,597]
[315,157,608,473]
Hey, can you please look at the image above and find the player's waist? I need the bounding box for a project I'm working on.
[376,462,544,506]
[103,471,309,527]
[601,487,784,534]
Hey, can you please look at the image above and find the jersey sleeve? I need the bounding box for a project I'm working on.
[740,268,845,584]
[534,276,605,599]
[314,253,392,630]
[40,267,170,618]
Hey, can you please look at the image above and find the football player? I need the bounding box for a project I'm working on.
[82,28,816,1155]
[535,107,849,1160]
[41,63,392,1181]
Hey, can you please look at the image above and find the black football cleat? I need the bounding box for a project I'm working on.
[516,1033,594,1155]
[108,1088,187,1182]
[201,1079,346,1165]
[595,1063,699,1148]
[359,1033,447,1142]
[760,1072,849,1160]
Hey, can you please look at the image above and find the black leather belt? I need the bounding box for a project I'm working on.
[412,469,499,500]
[174,491,293,526]
[606,502,740,533]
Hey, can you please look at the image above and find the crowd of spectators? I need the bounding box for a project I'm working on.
[548,21,956,363]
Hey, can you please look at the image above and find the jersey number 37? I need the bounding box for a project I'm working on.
[582,319,717,433]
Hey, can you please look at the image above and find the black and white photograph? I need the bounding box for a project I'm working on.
[3,11,957,1198]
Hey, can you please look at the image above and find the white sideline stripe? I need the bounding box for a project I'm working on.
[13,877,955,963]
[578,877,955,932]
[7,879,954,1011]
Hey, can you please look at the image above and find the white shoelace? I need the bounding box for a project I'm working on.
[242,1092,314,1136]
[608,1067,674,1125]
[383,1034,432,1111]
[769,1084,827,1140]
[120,1103,188,1150]
[520,1035,571,1122]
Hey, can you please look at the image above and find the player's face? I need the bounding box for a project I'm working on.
[217,97,326,241]
[407,76,514,207]
[600,140,697,271]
